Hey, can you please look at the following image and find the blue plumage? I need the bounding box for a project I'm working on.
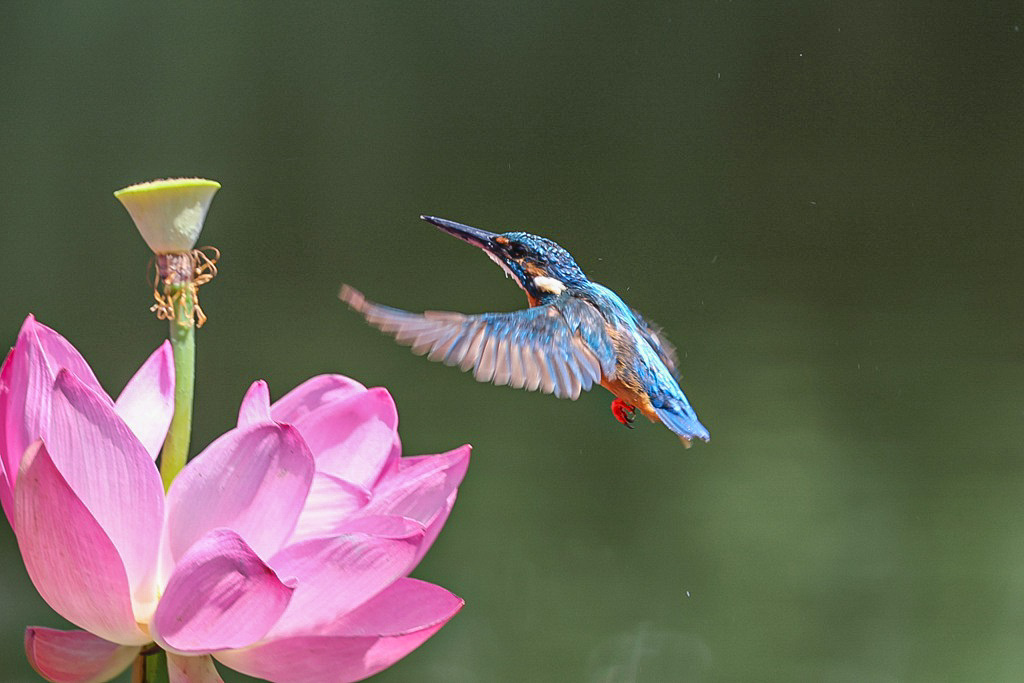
[340,216,709,445]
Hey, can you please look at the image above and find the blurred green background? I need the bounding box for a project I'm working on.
[2,2,1023,681]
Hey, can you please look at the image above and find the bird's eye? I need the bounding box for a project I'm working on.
[506,243,526,259]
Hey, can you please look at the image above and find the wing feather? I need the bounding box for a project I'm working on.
[443,325,475,366]
[507,342,526,389]
[340,285,615,401]
[577,343,602,384]
[492,339,512,387]
[562,354,583,400]
[475,334,498,383]
[426,327,461,362]
[567,345,593,393]
[459,326,487,372]
[630,307,680,378]
[410,323,449,355]
[551,350,575,399]
[522,345,543,392]
[534,347,554,394]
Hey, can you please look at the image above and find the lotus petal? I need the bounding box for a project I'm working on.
[266,531,423,638]
[44,370,163,609]
[214,579,462,683]
[290,388,398,490]
[167,654,224,683]
[153,529,293,654]
[288,472,370,544]
[14,443,148,645]
[114,342,174,460]
[165,423,314,561]
[237,380,272,427]
[269,374,367,424]
[25,627,139,683]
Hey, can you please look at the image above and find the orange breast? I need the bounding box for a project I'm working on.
[600,377,658,423]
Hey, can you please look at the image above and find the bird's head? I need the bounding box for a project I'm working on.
[422,215,587,300]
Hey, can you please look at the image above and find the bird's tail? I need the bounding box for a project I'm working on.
[654,404,710,448]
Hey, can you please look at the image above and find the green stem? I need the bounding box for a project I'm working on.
[147,650,168,683]
[130,649,168,683]
[159,283,196,491]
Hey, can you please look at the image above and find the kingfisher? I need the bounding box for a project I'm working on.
[340,215,710,446]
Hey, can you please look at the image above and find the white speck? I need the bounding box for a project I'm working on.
[717,72,721,80]
[799,52,804,57]
[685,591,691,598]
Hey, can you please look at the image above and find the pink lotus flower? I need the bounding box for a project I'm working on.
[2,315,469,683]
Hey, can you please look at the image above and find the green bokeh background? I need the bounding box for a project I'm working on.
[2,3,1023,681]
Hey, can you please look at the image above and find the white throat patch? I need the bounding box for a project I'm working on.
[532,275,567,295]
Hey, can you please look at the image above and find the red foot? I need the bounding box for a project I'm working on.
[611,399,636,429]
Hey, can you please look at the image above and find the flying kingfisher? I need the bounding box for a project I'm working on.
[340,215,710,446]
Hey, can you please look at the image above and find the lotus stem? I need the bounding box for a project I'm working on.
[157,254,197,491]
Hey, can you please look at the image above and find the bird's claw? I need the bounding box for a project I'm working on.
[611,399,636,428]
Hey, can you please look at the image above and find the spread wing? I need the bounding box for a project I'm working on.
[630,308,680,379]
[341,285,616,400]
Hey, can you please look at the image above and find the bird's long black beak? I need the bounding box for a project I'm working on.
[421,215,499,250]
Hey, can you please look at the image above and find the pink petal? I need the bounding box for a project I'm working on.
[44,370,163,607]
[4,318,111,487]
[0,348,14,526]
[167,654,224,683]
[291,387,398,490]
[214,579,463,683]
[165,423,314,562]
[335,515,425,539]
[25,627,139,683]
[0,466,11,532]
[0,345,13,386]
[269,374,366,424]
[3,319,57,500]
[27,317,104,393]
[332,512,441,571]
[288,472,370,544]
[153,529,294,654]
[360,446,470,527]
[332,577,463,636]
[3,316,113,473]
[266,531,423,639]
[114,342,174,461]
[413,489,458,565]
[237,380,272,427]
[14,442,149,645]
